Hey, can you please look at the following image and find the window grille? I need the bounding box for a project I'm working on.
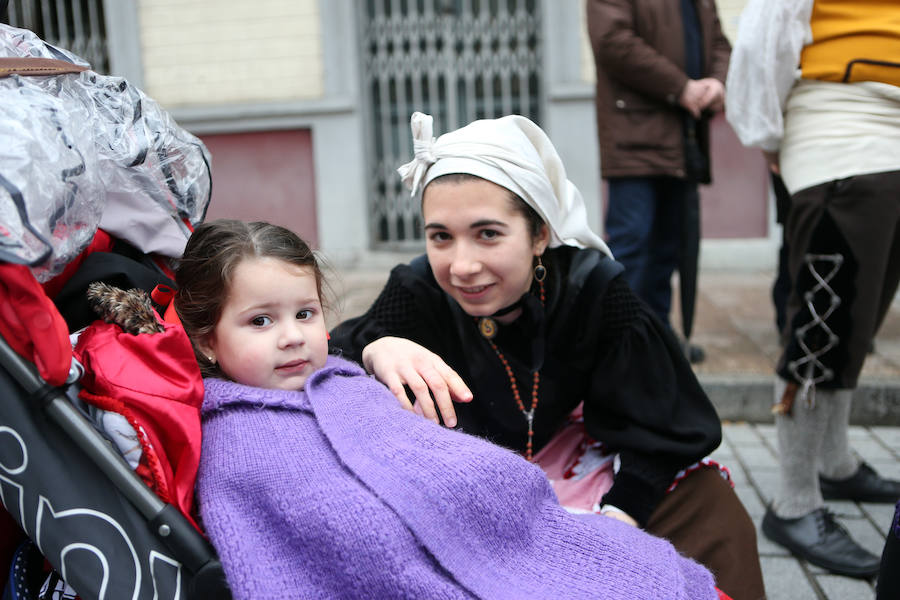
[4,0,108,73]
[361,0,542,248]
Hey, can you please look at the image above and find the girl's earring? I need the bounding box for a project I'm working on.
[207,355,216,364]
[534,255,547,283]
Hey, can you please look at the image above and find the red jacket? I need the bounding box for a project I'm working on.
[74,317,204,529]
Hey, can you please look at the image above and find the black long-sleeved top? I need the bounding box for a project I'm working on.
[329,246,721,526]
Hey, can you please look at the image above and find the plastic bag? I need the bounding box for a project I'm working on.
[0,23,211,281]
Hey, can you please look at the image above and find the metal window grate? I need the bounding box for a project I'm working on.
[4,0,109,73]
[361,0,542,248]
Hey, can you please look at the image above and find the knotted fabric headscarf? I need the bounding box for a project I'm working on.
[397,111,612,256]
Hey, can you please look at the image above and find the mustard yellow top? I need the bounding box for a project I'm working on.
[801,0,900,86]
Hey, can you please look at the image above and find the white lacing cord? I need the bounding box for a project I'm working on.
[788,253,844,407]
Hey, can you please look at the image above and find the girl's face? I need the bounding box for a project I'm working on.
[201,257,329,391]
[423,177,549,322]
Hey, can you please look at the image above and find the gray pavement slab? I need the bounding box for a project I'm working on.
[726,422,895,599]
[758,556,819,600]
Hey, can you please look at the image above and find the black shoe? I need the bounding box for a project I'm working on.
[683,341,705,364]
[762,507,880,578]
[820,462,900,503]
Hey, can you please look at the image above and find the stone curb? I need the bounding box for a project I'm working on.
[699,375,900,425]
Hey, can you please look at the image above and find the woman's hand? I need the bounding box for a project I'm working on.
[600,505,639,527]
[603,511,638,527]
[361,337,473,427]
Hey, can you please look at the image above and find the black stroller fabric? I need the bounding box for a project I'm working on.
[0,366,190,599]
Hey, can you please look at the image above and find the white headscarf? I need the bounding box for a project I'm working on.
[397,112,612,256]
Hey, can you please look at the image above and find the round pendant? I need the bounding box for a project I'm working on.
[478,317,498,339]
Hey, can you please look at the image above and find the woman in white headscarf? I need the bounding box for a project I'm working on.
[330,112,764,600]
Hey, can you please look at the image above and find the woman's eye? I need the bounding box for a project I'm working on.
[479,229,500,240]
[250,315,272,327]
[429,231,451,243]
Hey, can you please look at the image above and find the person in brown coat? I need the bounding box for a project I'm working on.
[587,0,731,363]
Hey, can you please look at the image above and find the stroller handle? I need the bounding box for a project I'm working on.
[0,334,223,576]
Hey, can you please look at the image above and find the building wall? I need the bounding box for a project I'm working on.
[199,130,319,247]
[103,0,368,265]
[137,0,323,107]
[104,0,774,270]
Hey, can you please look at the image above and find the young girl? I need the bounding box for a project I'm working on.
[174,219,726,600]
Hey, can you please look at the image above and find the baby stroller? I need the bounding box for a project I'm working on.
[0,23,230,599]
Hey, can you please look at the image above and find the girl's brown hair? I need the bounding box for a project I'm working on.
[174,219,326,378]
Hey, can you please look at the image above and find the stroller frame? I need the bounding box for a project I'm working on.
[0,315,230,599]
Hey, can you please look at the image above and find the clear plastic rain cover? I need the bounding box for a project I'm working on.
[0,24,211,281]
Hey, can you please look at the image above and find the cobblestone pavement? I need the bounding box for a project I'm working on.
[717,422,897,600]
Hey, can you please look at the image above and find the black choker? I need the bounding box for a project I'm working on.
[477,296,526,339]
[491,296,526,317]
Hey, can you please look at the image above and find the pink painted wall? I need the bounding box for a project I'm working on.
[601,114,770,239]
[198,129,319,247]
[701,114,769,239]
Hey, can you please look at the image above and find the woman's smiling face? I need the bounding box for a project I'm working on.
[423,177,549,322]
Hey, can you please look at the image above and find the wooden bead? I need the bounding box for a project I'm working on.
[475,278,545,461]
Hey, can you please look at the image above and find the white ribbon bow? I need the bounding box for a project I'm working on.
[397,112,437,196]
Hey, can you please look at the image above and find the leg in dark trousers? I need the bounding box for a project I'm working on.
[876,501,900,600]
[770,172,792,335]
[772,238,791,335]
[605,177,682,327]
[646,467,766,600]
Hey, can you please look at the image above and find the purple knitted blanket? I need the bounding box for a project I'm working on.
[197,356,715,599]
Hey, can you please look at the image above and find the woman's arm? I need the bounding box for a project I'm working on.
[581,277,722,526]
[329,262,472,426]
[361,336,471,427]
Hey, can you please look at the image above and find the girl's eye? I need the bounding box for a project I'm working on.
[250,315,272,327]
[297,310,313,320]
[479,229,500,240]
[428,231,451,243]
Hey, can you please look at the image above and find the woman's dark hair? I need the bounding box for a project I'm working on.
[425,173,546,241]
[174,219,327,377]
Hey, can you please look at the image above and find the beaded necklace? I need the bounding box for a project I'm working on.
[476,280,545,461]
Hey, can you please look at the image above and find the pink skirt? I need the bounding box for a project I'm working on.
[533,405,731,514]
[533,413,615,513]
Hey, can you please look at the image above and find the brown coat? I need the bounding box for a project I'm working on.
[587,0,731,179]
